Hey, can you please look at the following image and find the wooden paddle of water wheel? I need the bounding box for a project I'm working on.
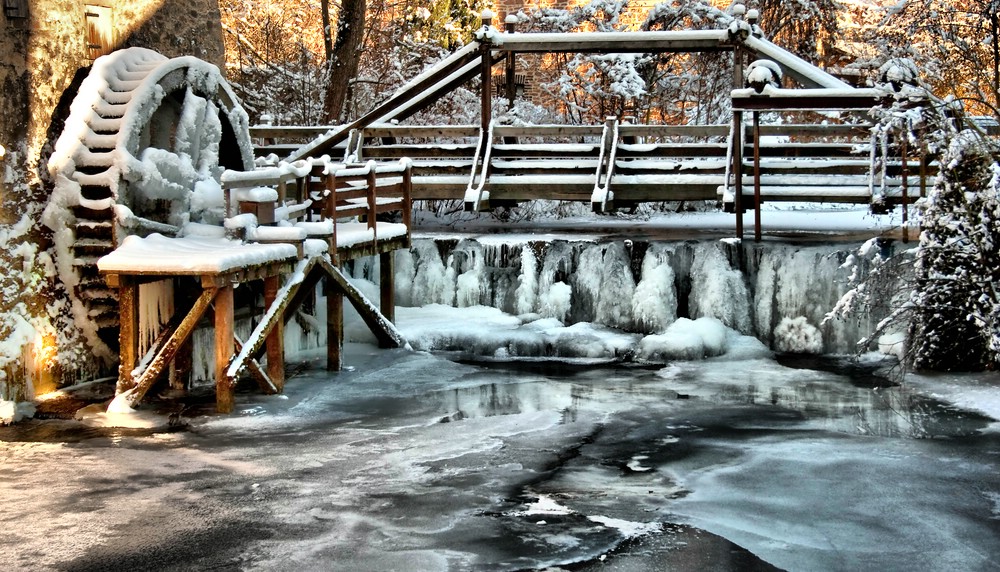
[46,47,254,363]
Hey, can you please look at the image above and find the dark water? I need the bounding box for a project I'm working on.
[1,352,998,571]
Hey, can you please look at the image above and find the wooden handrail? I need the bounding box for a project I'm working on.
[591,117,619,213]
[464,125,494,211]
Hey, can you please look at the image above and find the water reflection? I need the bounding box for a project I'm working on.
[425,358,992,439]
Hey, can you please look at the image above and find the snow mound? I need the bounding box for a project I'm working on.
[773,316,823,354]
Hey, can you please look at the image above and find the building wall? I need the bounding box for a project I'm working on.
[0,0,225,199]
[0,0,225,397]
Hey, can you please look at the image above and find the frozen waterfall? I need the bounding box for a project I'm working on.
[381,237,873,356]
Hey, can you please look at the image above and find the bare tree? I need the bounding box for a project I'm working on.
[323,0,368,123]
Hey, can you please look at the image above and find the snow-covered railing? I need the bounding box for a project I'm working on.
[727,84,935,241]
[221,158,412,259]
[591,117,620,213]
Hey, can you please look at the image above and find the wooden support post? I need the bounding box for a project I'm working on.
[215,284,235,413]
[264,275,285,392]
[752,110,762,243]
[118,278,139,394]
[505,16,517,104]
[170,282,192,392]
[380,251,395,325]
[326,170,339,261]
[900,132,909,244]
[402,163,413,245]
[733,110,744,241]
[480,11,494,134]
[919,142,928,199]
[326,278,344,371]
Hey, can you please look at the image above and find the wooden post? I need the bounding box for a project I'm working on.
[215,284,235,413]
[753,110,762,243]
[900,130,909,244]
[170,283,192,392]
[402,162,413,244]
[380,251,395,325]
[263,275,285,392]
[733,110,744,241]
[117,278,139,394]
[480,10,494,134]
[326,278,344,371]
[326,170,339,261]
[504,15,517,104]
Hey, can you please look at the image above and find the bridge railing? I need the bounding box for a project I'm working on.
[221,158,412,260]
[250,119,934,220]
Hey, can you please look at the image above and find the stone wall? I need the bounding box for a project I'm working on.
[0,0,225,199]
[0,0,226,397]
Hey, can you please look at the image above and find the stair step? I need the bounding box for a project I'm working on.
[72,205,114,220]
[78,287,118,301]
[80,185,114,201]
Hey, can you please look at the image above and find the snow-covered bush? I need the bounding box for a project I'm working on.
[910,131,1000,370]
[830,84,1000,372]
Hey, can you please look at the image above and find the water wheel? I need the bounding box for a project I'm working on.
[45,47,254,362]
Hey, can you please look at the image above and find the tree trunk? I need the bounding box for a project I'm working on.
[323,0,367,124]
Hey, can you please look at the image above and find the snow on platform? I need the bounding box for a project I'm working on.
[97,233,298,275]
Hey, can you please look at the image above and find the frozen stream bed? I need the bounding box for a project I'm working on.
[1,345,999,571]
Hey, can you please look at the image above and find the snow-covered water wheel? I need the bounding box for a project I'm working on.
[45,47,254,362]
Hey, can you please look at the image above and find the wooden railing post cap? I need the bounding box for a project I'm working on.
[504,14,518,27]
[481,9,494,26]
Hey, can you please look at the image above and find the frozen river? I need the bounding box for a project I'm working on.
[1,345,999,571]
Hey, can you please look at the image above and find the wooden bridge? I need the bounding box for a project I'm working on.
[250,12,936,242]
[54,12,946,413]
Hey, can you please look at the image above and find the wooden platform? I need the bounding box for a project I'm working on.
[98,160,414,413]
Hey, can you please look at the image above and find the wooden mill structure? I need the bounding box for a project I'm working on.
[50,11,940,413]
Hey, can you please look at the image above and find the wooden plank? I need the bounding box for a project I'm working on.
[125,287,217,408]
[361,125,480,139]
[492,125,604,137]
[496,31,732,54]
[250,126,334,138]
[215,285,235,413]
[264,275,285,392]
[732,95,884,111]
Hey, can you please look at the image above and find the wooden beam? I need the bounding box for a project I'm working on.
[234,334,278,395]
[753,111,762,242]
[125,287,218,408]
[117,279,139,394]
[264,275,285,392]
[318,258,406,349]
[227,257,317,380]
[380,251,395,324]
[327,278,343,371]
[215,285,235,413]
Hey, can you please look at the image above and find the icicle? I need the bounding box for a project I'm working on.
[594,242,636,330]
[514,245,538,315]
[632,244,677,334]
[138,279,174,353]
[688,243,752,333]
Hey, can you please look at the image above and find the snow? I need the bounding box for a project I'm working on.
[743,35,851,89]
[233,186,279,202]
[0,399,35,425]
[96,234,298,274]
